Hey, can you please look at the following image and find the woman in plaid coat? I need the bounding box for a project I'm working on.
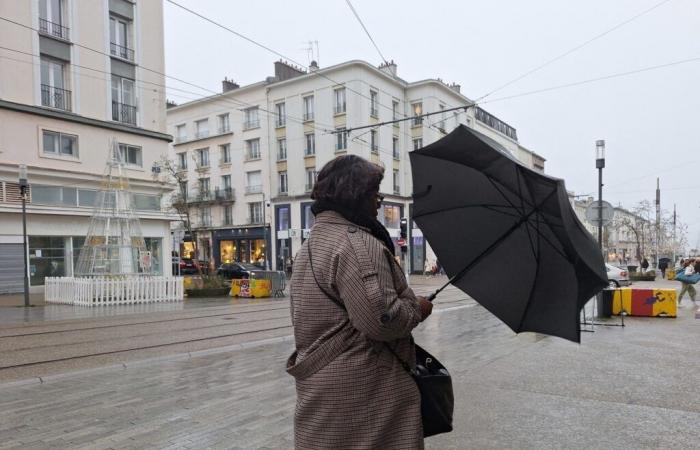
[287,155,433,449]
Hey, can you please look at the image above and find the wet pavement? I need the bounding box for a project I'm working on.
[0,277,699,449]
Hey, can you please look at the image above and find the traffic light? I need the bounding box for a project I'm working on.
[400,218,407,240]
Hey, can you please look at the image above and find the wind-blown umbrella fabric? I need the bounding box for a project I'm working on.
[410,125,607,342]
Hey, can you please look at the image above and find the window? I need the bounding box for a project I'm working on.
[303,95,314,121]
[335,128,347,151]
[302,203,315,231]
[305,168,316,192]
[382,205,401,229]
[218,113,230,134]
[334,87,346,114]
[111,75,136,124]
[29,236,66,285]
[246,139,261,160]
[223,205,233,225]
[177,152,187,170]
[392,136,399,159]
[199,207,212,227]
[118,143,142,167]
[42,130,78,157]
[178,181,188,200]
[39,0,68,40]
[392,100,399,121]
[393,170,400,194]
[275,102,286,127]
[249,202,263,224]
[196,148,209,167]
[412,102,423,126]
[132,194,161,211]
[109,15,133,61]
[453,111,460,128]
[370,90,379,117]
[195,119,209,139]
[31,185,77,206]
[413,138,423,150]
[370,129,378,154]
[244,107,259,129]
[221,175,231,191]
[176,124,187,142]
[40,57,70,111]
[438,104,446,131]
[279,171,288,194]
[199,177,210,195]
[304,133,315,156]
[220,144,231,164]
[246,171,262,194]
[277,138,287,161]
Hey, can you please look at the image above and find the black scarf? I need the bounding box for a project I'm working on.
[311,199,396,256]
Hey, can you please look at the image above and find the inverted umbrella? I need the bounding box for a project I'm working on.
[410,125,607,342]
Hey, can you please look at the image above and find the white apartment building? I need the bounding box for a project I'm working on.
[0,0,174,293]
[166,60,546,273]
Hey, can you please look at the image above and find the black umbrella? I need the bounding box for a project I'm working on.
[410,125,607,342]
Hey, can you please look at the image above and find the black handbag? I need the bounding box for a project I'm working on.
[307,240,454,438]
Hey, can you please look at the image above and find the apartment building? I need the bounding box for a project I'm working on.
[166,59,546,273]
[0,0,174,293]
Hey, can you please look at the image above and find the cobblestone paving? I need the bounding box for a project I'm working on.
[1,279,699,449]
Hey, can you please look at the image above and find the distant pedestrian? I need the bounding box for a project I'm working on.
[641,258,649,273]
[659,259,668,279]
[287,155,433,449]
[678,259,696,304]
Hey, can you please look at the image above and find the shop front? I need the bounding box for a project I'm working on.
[212,226,271,269]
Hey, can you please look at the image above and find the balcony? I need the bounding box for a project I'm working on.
[278,188,288,196]
[39,18,70,41]
[194,216,212,228]
[110,42,134,62]
[214,187,235,202]
[370,107,379,118]
[245,151,261,161]
[275,118,286,128]
[112,101,137,125]
[371,144,379,154]
[334,104,346,115]
[41,84,72,112]
[303,112,314,121]
[304,148,315,157]
[243,119,260,130]
[305,183,314,193]
[195,130,209,140]
[393,187,401,195]
[218,125,230,134]
[245,185,263,195]
[174,135,188,144]
[247,216,264,225]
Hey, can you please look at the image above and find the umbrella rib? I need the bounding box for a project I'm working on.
[413,203,521,220]
[429,187,560,300]
[516,209,544,333]
[487,177,525,216]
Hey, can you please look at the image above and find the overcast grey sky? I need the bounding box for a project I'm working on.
[164,0,700,252]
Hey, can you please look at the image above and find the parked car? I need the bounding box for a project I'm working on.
[606,263,631,288]
[217,262,264,280]
[179,258,200,275]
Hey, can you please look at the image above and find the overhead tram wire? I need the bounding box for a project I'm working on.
[475,0,676,102]
[479,55,700,105]
[345,0,390,66]
[0,16,337,135]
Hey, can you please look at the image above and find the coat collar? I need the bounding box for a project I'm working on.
[313,210,371,232]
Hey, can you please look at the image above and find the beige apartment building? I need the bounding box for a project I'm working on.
[0,0,174,293]
[166,59,546,273]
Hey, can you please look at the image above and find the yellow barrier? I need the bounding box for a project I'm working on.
[611,287,677,317]
[230,279,272,298]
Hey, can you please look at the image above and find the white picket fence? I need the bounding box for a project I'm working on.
[45,276,184,306]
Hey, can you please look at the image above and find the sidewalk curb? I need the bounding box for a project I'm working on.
[0,334,295,390]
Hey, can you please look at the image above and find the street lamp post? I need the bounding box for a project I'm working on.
[596,140,606,254]
[18,165,30,307]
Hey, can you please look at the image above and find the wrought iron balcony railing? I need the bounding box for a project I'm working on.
[112,101,137,125]
[245,185,263,195]
[41,84,72,111]
[39,18,70,41]
[110,42,134,62]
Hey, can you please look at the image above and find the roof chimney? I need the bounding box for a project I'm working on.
[222,77,239,93]
[166,99,178,109]
[309,60,319,71]
[274,60,306,82]
[449,82,461,93]
[378,60,397,77]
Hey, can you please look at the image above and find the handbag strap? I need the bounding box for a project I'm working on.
[306,237,414,375]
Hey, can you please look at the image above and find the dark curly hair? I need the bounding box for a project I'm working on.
[311,155,384,209]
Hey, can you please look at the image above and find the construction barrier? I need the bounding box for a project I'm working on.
[251,271,287,297]
[230,278,272,298]
[611,287,677,317]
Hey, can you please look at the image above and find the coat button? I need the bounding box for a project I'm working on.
[347,226,357,233]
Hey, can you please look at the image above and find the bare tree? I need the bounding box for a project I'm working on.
[153,156,203,277]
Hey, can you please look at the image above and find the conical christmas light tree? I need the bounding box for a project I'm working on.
[75,140,151,277]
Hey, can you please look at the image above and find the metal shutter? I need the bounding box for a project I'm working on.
[0,244,24,294]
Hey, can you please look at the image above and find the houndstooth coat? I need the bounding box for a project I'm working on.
[287,211,424,449]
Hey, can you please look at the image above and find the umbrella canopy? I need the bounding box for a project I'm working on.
[410,125,607,342]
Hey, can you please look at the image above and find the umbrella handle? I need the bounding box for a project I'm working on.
[427,291,437,302]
